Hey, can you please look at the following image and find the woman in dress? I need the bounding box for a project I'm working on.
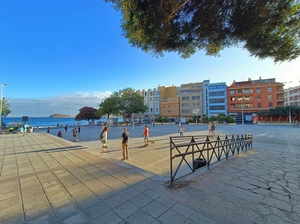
[100,126,109,154]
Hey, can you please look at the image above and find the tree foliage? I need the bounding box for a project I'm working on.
[75,106,100,123]
[105,0,300,62]
[96,95,121,119]
[1,98,11,118]
[97,88,148,121]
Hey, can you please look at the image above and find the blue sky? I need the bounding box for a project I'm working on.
[1,0,299,117]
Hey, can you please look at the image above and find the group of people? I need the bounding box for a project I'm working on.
[99,124,150,160]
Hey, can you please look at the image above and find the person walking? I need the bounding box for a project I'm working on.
[121,128,130,160]
[142,125,149,146]
[100,126,109,154]
[179,124,184,136]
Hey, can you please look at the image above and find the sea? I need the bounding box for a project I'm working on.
[2,117,108,128]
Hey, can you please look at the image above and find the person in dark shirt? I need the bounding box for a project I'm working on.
[121,128,129,160]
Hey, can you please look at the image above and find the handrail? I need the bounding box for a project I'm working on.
[169,133,253,187]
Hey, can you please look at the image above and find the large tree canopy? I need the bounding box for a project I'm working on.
[97,88,148,121]
[75,106,100,123]
[105,0,300,62]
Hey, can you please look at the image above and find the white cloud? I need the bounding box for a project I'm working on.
[6,91,112,117]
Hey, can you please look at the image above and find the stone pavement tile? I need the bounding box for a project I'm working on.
[270,192,290,203]
[189,212,218,224]
[52,202,81,221]
[0,196,24,224]
[118,187,140,200]
[263,214,293,224]
[269,206,294,223]
[124,209,155,224]
[155,195,176,208]
[113,201,139,219]
[129,193,153,208]
[59,211,90,224]
[91,210,122,224]
[143,189,160,200]
[142,200,168,219]
[171,203,194,219]
[26,212,57,224]
[103,193,127,209]
[157,209,186,224]
[83,201,111,220]
[261,197,291,212]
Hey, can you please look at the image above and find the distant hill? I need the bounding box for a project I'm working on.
[49,114,74,118]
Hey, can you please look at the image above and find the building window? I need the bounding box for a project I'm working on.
[155,97,160,101]
[244,89,252,93]
[230,90,234,94]
[257,103,261,108]
[182,109,189,114]
[268,102,273,107]
[192,96,200,101]
[237,89,242,94]
[268,87,272,92]
[257,88,261,93]
[155,108,159,112]
[174,110,176,114]
[268,95,272,100]
[230,97,235,101]
[257,95,261,100]
[182,97,189,101]
[174,98,177,102]
[230,104,235,108]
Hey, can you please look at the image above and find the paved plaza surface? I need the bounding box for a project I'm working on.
[0,123,299,224]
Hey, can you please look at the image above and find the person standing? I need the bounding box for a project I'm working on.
[211,122,217,138]
[142,125,149,146]
[121,128,129,160]
[47,127,50,133]
[72,128,78,141]
[100,126,109,154]
[179,124,184,136]
[208,121,212,137]
[64,125,68,131]
[78,125,81,133]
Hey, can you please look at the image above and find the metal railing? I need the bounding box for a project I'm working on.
[169,134,253,187]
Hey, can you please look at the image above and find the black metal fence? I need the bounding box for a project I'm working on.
[169,134,253,187]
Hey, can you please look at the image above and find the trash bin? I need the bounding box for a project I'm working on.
[193,158,207,169]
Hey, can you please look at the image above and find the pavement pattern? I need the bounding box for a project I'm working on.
[0,123,299,224]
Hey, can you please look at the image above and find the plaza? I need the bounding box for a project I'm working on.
[0,123,299,223]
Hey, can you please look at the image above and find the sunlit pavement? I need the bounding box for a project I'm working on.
[0,123,299,223]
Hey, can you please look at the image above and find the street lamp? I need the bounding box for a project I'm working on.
[241,98,244,125]
[0,83,7,131]
[284,81,292,124]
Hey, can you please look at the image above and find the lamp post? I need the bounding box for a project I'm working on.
[241,97,244,125]
[0,83,7,131]
[284,81,292,124]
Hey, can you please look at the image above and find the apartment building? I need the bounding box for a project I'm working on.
[179,82,203,121]
[159,85,180,121]
[227,77,284,123]
[137,88,160,121]
[284,85,300,106]
[203,80,227,117]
